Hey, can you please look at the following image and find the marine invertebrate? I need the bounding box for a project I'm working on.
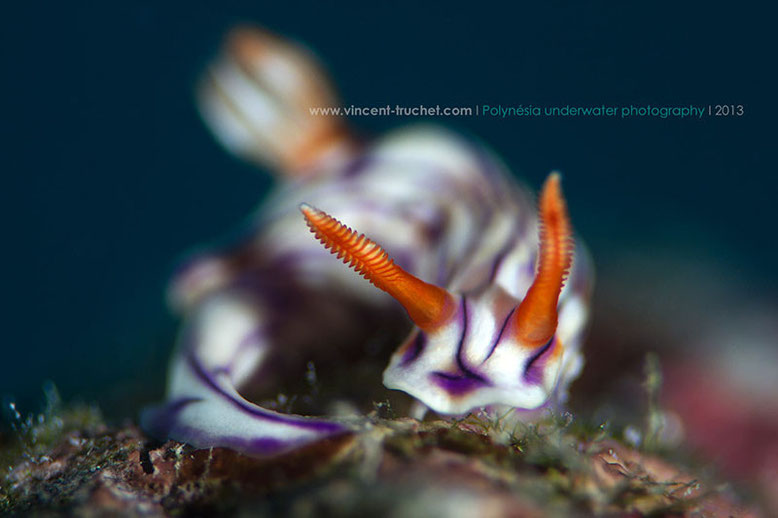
[142,27,592,456]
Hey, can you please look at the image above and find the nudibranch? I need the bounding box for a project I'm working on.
[142,27,592,456]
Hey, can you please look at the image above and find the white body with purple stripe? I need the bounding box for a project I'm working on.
[142,28,591,456]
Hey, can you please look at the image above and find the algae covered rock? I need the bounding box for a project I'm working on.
[0,401,761,517]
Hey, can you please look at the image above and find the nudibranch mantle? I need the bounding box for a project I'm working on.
[142,27,592,457]
[384,284,587,415]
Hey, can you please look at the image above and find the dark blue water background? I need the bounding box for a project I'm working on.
[1,3,772,417]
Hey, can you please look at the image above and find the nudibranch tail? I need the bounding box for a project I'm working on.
[512,173,574,347]
[300,204,455,331]
[140,348,349,457]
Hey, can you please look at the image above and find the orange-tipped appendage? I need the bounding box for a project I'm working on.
[221,27,352,175]
[300,204,455,331]
[512,173,573,347]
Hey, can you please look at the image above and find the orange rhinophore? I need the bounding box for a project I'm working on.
[300,203,456,331]
[510,173,573,347]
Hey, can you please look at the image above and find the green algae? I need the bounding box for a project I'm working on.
[0,383,105,513]
[0,367,759,516]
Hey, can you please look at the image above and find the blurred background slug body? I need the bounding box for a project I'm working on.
[142,27,593,456]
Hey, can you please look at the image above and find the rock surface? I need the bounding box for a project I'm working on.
[0,407,763,517]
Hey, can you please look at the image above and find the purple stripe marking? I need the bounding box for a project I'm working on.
[140,396,203,439]
[162,422,328,456]
[487,216,535,290]
[483,307,516,362]
[524,257,537,280]
[225,326,267,374]
[237,327,265,351]
[429,296,490,397]
[431,371,486,396]
[220,435,297,455]
[522,337,555,386]
[186,352,344,433]
[401,331,427,366]
[340,154,373,179]
[487,231,521,285]
[425,212,447,243]
[454,296,487,383]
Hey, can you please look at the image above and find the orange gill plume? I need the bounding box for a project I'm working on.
[205,26,352,174]
[511,173,574,347]
[300,204,455,331]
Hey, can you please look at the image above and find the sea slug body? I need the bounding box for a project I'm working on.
[142,27,592,456]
